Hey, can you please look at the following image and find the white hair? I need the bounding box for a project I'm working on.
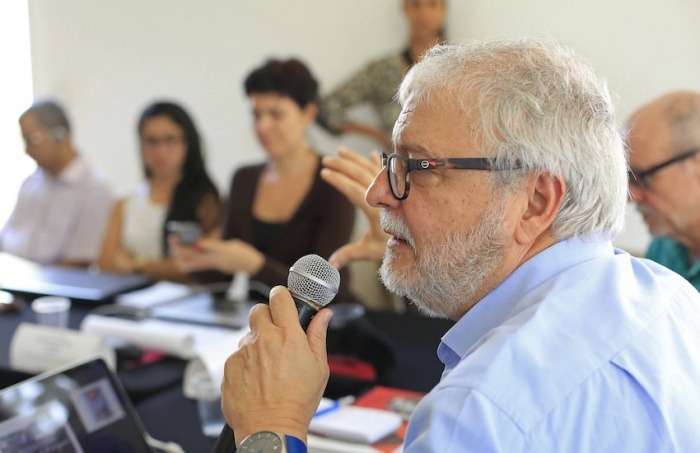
[398,38,627,239]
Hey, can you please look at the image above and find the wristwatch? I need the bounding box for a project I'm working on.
[238,431,306,452]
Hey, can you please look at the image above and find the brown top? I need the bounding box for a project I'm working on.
[222,158,357,303]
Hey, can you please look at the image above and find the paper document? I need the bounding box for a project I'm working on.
[183,329,249,398]
[309,404,402,444]
[115,281,193,308]
[81,314,241,359]
[10,323,115,374]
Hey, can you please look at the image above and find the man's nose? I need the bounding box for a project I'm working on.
[366,167,400,209]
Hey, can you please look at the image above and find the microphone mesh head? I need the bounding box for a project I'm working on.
[288,254,340,307]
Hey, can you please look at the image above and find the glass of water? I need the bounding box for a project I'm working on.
[190,371,225,437]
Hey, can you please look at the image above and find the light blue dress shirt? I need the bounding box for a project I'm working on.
[403,237,700,452]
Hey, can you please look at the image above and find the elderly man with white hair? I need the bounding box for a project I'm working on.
[627,91,700,292]
[218,39,700,452]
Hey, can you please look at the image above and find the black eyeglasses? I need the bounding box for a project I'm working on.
[381,152,508,200]
[628,148,699,188]
[140,135,186,149]
[22,128,66,147]
[22,131,49,147]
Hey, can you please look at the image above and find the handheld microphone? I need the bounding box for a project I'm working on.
[288,254,340,329]
[212,254,340,452]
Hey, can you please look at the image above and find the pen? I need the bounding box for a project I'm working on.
[313,400,340,418]
[312,395,355,419]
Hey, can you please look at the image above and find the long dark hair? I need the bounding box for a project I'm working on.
[137,101,219,254]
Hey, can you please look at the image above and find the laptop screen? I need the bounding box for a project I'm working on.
[0,358,152,452]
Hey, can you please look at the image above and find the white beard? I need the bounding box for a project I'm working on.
[636,205,671,238]
[379,199,509,319]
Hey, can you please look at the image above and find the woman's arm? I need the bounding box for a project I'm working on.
[137,191,222,283]
[317,63,377,134]
[173,237,264,276]
[196,190,223,235]
[98,197,200,283]
[317,62,392,149]
[97,199,133,273]
[170,174,265,279]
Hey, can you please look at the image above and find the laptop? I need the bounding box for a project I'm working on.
[0,357,153,452]
[0,253,151,303]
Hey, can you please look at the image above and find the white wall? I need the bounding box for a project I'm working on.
[27,0,700,255]
[0,2,34,225]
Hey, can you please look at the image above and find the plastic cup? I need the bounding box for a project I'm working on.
[190,371,225,437]
[31,296,71,329]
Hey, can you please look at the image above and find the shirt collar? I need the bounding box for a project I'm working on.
[439,235,614,364]
[54,154,88,186]
[667,238,700,278]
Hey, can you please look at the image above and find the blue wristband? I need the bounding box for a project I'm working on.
[285,435,307,452]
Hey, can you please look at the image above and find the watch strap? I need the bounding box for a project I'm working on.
[237,431,307,453]
[284,434,307,453]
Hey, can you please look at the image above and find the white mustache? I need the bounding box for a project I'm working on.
[379,210,416,250]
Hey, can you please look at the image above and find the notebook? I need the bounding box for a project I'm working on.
[0,253,151,303]
[0,357,153,452]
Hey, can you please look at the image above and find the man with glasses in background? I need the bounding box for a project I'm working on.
[626,91,700,292]
[0,100,113,266]
[220,40,700,451]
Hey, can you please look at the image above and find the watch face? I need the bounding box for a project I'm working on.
[239,431,285,453]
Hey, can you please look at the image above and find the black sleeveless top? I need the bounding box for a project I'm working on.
[252,217,285,255]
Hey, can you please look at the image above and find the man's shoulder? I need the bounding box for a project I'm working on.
[645,236,687,261]
[66,155,112,193]
[6,170,44,213]
[81,169,113,201]
[16,167,43,189]
[435,250,699,431]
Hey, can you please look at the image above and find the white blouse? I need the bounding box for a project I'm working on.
[121,183,167,260]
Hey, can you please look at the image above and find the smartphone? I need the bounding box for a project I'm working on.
[166,221,203,246]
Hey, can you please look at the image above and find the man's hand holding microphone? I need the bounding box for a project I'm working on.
[222,285,333,447]
[214,147,384,451]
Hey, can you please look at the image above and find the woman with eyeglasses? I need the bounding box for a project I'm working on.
[98,101,220,281]
[171,59,357,303]
[317,0,447,151]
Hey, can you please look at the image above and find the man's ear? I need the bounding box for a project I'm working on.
[514,172,565,245]
[51,127,68,143]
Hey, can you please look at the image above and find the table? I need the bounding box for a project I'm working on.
[135,310,453,452]
[0,296,454,452]
[0,297,186,403]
